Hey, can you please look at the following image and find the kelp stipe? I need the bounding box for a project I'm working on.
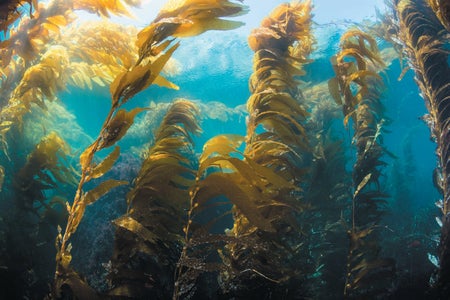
[389,0,450,295]
[108,99,200,299]
[329,29,395,298]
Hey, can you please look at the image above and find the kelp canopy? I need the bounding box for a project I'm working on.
[0,0,448,299]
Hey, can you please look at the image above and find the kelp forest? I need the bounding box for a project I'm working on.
[1,0,450,299]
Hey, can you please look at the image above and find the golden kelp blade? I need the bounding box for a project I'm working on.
[110,42,180,105]
[83,179,128,205]
[88,146,121,180]
[136,0,247,63]
[72,0,141,18]
[99,107,148,149]
[194,172,276,232]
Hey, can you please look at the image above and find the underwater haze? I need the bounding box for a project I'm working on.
[0,0,448,299]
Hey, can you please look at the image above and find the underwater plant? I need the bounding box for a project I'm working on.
[52,0,247,297]
[428,0,450,32]
[1,0,448,298]
[108,99,200,299]
[387,0,450,295]
[0,0,37,34]
[200,0,315,297]
[3,132,76,299]
[329,29,395,297]
[299,81,351,298]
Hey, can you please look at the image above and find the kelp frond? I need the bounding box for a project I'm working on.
[390,0,450,294]
[428,0,450,32]
[330,28,394,298]
[109,99,200,299]
[72,0,141,18]
[15,132,77,211]
[209,1,314,297]
[174,133,305,299]
[0,0,37,34]
[136,0,248,65]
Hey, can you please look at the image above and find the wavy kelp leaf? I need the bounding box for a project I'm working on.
[99,107,148,149]
[110,42,180,106]
[154,74,180,90]
[84,179,128,206]
[353,173,372,198]
[89,146,121,180]
[156,0,247,38]
[328,77,342,105]
[113,216,159,243]
[72,0,141,18]
[80,144,97,172]
[199,134,244,162]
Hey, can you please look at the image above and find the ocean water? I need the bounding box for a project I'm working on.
[0,0,446,299]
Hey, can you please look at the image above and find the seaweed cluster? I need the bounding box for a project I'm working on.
[1,0,450,299]
[330,29,395,297]
[382,0,450,296]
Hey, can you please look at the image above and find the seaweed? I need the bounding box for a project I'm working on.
[108,99,200,299]
[52,0,247,297]
[388,0,450,295]
[174,133,305,299]
[0,0,37,34]
[300,82,352,298]
[329,29,395,298]
[204,1,315,298]
[2,132,76,299]
[428,0,450,32]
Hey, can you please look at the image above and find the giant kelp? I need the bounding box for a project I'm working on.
[300,81,351,298]
[216,1,314,297]
[108,99,200,299]
[0,0,37,34]
[174,133,303,299]
[428,0,450,32]
[3,132,76,299]
[388,0,450,295]
[0,0,446,298]
[330,29,395,297]
[53,0,247,297]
